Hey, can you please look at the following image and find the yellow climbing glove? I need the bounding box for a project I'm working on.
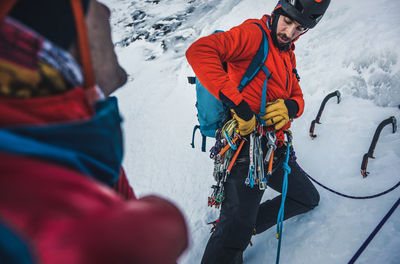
[231,110,256,136]
[261,99,289,130]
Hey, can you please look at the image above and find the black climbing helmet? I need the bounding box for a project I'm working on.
[274,0,331,29]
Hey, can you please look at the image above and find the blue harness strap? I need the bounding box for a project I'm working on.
[259,65,272,117]
[237,23,271,125]
[238,23,270,93]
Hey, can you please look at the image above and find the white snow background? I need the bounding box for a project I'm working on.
[104,0,400,263]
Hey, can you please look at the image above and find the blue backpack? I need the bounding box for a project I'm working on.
[189,24,271,152]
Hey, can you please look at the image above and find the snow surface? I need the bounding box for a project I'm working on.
[104,0,400,263]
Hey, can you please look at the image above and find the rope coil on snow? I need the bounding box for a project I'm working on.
[348,198,400,264]
[306,175,400,200]
[289,147,400,199]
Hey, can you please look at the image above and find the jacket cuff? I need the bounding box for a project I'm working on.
[284,99,299,118]
[232,100,254,121]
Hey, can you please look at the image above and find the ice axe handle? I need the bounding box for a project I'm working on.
[360,153,370,178]
[309,120,317,138]
[315,90,341,123]
[309,90,341,139]
[360,116,397,178]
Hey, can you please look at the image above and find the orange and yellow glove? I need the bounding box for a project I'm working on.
[229,100,256,136]
[261,99,290,130]
[231,110,256,136]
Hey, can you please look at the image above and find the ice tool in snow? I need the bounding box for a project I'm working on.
[309,90,341,138]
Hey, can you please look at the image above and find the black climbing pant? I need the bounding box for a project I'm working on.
[201,139,320,264]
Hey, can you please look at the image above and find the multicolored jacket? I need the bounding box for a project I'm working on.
[0,17,187,264]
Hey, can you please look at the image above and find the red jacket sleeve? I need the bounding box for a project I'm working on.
[186,23,262,106]
[288,50,305,117]
[0,153,188,264]
[77,195,188,264]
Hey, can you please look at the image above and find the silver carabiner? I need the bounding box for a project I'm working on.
[264,132,277,164]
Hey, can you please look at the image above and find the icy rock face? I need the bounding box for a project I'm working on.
[342,51,400,107]
[108,0,242,60]
[110,0,200,52]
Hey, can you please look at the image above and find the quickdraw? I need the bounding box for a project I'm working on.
[245,132,256,188]
[245,127,277,190]
[208,119,245,209]
[256,131,267,190]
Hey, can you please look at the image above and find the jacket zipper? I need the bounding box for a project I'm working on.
[283,59,289,91]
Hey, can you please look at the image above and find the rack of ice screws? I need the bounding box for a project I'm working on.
[246,126,276,190]
[208,119,245,208]
[208,120,278,209]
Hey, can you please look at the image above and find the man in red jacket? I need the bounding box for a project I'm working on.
[0,0,188,263]
[186,0,330,263]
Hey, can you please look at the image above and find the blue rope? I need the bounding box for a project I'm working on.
[348,198,400,264]
[276,142,291,264]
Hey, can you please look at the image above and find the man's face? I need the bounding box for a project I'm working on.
[82,0,127,96]
[276,15,307,45]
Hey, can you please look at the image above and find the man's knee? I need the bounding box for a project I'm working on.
[290,161,320,209]
[307,185,320,209]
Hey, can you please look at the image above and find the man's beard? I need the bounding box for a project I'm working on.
[269,14,291,51]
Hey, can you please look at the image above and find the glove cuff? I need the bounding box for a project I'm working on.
[232,100,254,121]
[284,99,299,118]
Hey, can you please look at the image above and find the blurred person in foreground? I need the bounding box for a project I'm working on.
[0,0,188,263]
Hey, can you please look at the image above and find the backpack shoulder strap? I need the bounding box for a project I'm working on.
[237,23,270,92]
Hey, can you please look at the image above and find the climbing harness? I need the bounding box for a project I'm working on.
[361,116,397,177]
[309,90,341,138]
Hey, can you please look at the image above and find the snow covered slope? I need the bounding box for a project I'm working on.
[105,0,400,263]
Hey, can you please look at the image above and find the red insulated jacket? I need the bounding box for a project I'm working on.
[0,153,188,264]
[186,15,305,131]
